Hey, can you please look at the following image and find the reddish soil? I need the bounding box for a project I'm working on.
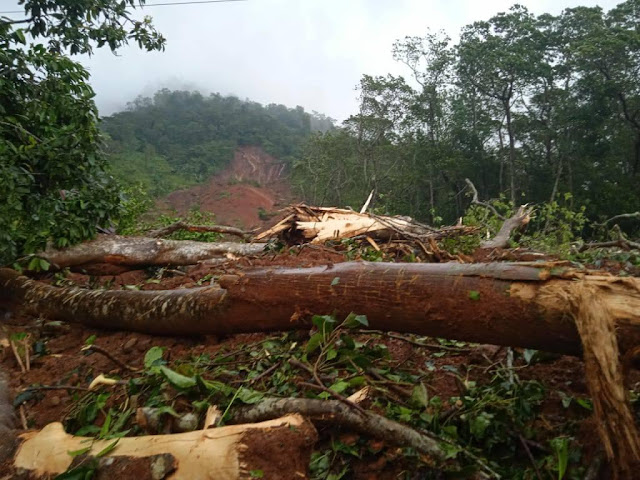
[2,245,636,478]
[158,146,294,229]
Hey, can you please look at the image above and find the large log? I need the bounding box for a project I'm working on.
[11,415,316,479]
[3,262,640,475]
[36,235,266,269]
[1,262,638,355]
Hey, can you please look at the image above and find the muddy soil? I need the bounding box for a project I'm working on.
[157,146,294,228]
[2,246,635,478]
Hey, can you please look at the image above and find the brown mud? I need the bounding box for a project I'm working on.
[157,146,294,229]
[2,244,638,478]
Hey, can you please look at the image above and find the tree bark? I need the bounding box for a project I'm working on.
[230,397,446,461]
[36,235,266,269]
[480,205,533,249]
[3,263,640,475]
[2,262,639,355]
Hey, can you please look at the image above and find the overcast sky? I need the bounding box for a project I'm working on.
[1,0,621,120]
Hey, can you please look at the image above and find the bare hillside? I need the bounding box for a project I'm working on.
[158,146,294,228]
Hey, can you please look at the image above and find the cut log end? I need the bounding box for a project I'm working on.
[12,415,317,479]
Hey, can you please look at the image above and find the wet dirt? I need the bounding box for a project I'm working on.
[157,146,295,229]
[2,247,637,479]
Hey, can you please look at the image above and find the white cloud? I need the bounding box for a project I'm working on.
[0,0,621,120]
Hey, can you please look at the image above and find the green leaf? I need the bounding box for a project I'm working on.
[468,411,493,439]
[249,470,264,478]
[523,349,537,364]
[85,335,97,346]
[348,376,366,387]
[237,389,264,404]
[95,439,119,457]
[54,464,97,480]
[558,391,572,409]
[340,334,355,350]
[328,380,349,394]
[67,446,92,458]
[575,397,593,411]
[14,29,26,44]
[74,425,101,436]
[306,332,324,354]
[439,441,461,460]
[99,410,112,438]
[326,348,337,361]
[468,290,481,301]
[144,346,165,369]
[410,383,429,408]
[551,436,570,480]
[159,366,196,389]
[39,259,51,271]
[28,257,40,271]
[330,277,340,286]
[344,313,369,329]
[312,315,336,334]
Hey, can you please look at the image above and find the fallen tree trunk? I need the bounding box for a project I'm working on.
[1,262,638,354]
[11,415,316,479]
[3,262,640,476]
[35,235,267,269]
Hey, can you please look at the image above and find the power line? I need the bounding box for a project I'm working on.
[0,0,247,15]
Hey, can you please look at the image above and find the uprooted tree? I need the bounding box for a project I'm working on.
[3,259,640,477]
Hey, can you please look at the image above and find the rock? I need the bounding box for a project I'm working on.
[174,413,198,433]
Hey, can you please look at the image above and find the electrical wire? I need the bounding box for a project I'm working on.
[0,0,247,15]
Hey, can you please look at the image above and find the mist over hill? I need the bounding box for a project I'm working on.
[102,89,334,196]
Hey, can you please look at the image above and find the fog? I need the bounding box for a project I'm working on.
[0,0,620,120]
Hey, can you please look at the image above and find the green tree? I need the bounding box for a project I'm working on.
[0,1,164,264]
[457,6,542,202]
[293,0,640,228]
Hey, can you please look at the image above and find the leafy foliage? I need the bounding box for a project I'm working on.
[50,313,591,479]
[102,90,335,191]
[293,0,640,232]
[0,1,164,265]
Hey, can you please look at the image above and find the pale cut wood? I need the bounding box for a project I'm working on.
[13,414,316,479]
[253,204,478,245]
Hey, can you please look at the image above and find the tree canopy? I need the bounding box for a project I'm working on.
[0,0,164,265]
[102,90,334,195]
[292,0,640,227]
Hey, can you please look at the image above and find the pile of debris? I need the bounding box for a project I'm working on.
[2,201,640,479]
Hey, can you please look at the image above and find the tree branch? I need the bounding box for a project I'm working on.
[600,211,640,227]
[147,221,250,240]
[465,178,505,220]
[230,397,448,462]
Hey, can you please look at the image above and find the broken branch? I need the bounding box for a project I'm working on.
[230,397,447,462]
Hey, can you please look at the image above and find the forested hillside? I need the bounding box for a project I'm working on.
[292,0,640,225]
[102,89,334,195]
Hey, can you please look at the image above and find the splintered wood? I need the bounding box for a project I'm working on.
[13,415,317,479]
[254,204,474,244]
